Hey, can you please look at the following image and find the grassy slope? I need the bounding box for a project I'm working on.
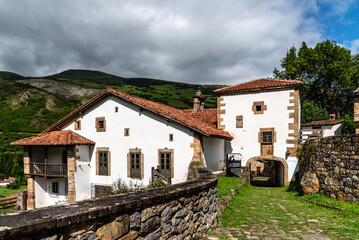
[0,185,27,197]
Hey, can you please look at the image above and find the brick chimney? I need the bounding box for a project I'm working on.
[330,114,335,121]
[193,88,204,112]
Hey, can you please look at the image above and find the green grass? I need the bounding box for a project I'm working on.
[303,193,359,215]
[217,176,244,198]
[0,185,27,197]
[209,185,359,239]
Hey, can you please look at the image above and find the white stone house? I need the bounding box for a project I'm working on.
[214,78,303,186]
[12,78,303,208]
[12,88,232,209]
[301,114,343,142]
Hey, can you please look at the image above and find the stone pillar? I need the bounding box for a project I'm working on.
[354,95,359,134]
[17,189,28,210]
[27,177,35,210]
[191,133,204,163]
[23,147,31,175]
[67,146,76,203]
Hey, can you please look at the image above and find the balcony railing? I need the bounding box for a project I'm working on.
[29,163,67,177]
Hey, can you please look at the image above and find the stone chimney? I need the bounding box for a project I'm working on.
[330,114,335,121]
[193,88,204,112]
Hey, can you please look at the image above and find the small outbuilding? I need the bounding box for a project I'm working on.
[301,114,342,142]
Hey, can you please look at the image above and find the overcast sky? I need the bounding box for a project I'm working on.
[0,0,358,84]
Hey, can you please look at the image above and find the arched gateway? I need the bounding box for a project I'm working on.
[246,156,288,187]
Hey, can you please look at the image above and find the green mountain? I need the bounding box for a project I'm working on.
[0,69,224,178]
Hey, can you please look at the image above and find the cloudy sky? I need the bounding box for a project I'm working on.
[0,0,358,84]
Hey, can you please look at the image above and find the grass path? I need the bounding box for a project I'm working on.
[204,185,359,240]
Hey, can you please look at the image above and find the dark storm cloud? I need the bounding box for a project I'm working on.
[0,0,323,84]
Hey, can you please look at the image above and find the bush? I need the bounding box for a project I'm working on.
[147,179,166,189]
[6,180,20,189]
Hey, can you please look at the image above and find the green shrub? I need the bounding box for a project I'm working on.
[148,179,166,189]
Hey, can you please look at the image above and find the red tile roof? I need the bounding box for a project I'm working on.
[182,109,217,129]
[214,78,303,95]
[11,130,95,146]
[43,88,233,140]
[301,119,343,127]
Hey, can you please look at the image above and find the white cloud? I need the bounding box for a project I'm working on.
[0,0,323,84]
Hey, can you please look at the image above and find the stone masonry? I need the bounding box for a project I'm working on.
[299,135,359,202]
[0,165,217,240]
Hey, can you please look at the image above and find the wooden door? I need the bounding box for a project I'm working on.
[159,152,171,179]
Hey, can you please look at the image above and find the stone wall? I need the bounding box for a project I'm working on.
[299,135,359,202]
[0,165,217,240]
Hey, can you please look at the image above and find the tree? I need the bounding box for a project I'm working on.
[274,40,359,122]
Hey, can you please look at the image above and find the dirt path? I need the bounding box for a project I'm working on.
[202,186,359,240]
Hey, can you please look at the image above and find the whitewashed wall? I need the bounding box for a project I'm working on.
[221,89,300,181]
[203,137,225,172]
[34,177,68,208]
[63,96,195,201]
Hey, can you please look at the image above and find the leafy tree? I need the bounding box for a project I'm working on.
[342,114,355,134]
[274,40,359,121]
[10,163,23,179]
[301,100,329,123]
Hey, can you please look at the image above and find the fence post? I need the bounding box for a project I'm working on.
[17,190,28,210]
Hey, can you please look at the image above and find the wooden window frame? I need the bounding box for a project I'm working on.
[96,117,106,132]
[236,115,243,128]
[124,128,130,136]
[252,101,267,114]
[158,149,174,178]
[127,149,144,179]
[74,120,81,130]
[96,147,111,176]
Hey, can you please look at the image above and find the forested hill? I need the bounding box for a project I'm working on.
[0,69,224,178]
[0,69,223,133]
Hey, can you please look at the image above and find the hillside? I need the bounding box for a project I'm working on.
[0,69,224,178]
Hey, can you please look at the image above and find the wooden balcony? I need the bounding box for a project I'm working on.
[28,163,68,177]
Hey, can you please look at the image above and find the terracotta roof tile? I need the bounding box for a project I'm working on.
[301,119,343,127]
[214,78,303,95]
[43,89,233,140]
[11,130,95,146]
[182,109,217,129]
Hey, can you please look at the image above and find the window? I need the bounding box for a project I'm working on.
[124,128,130,136]
[169,134,174,142]
[158,149,174,179]
[252,101,267,114]
[96,148,110,176]
[115,107,118,112]
[261,131,273,144]
[74,120,81,130]
[236,115,243,128]
[127,149,143,179]
[96,117,106,132]
[52,182,59,194]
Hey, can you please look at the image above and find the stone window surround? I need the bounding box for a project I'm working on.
[95,117,106,132]
[127,148,144,179]
[124,128,130,136]
[236,115,243,128]
[158,149,174,178]
[258,128,277,144]
[74,120,81,130]
[252,101,267,114]
[96,147,111,176]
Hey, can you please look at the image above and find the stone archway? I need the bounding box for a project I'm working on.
[246,156,288,186]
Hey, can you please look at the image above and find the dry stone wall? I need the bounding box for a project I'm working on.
[299,135,359,202]
[0,165,217,240]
